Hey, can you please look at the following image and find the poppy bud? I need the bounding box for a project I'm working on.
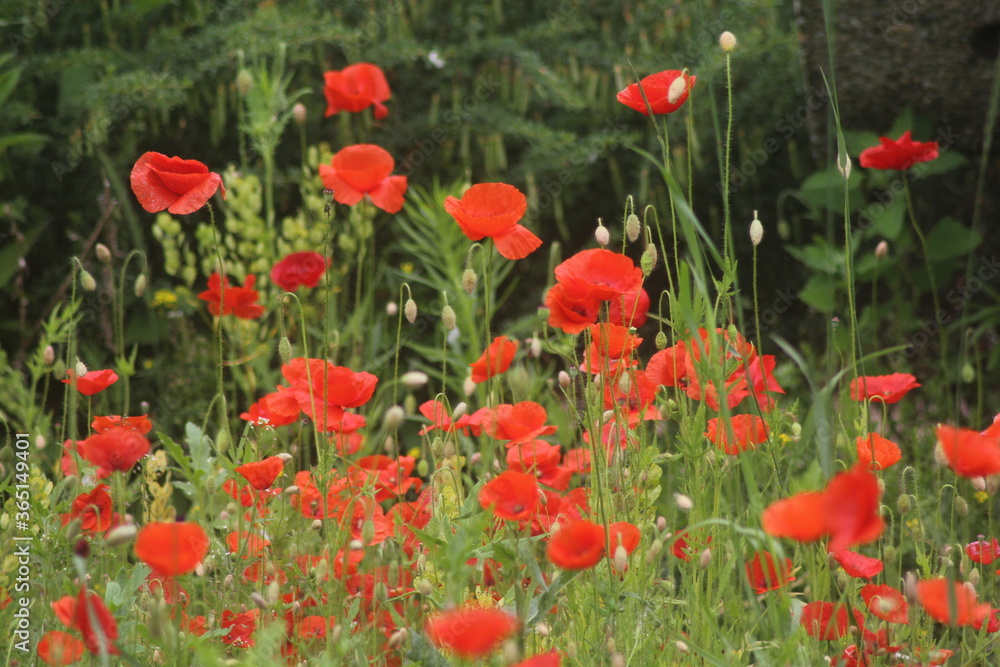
[74,360,88,377]
[837,152,852,179]
[903,571,919,603]
[896,494,911,514]
[611,653,625,667]
[719,31,737,52]
[401,370,428,389]
[613,544,629,572]
[134,273,147,297]
[641,245,657,275]
[361,519,376,545]
[96,243,112,264]
[416,578,434,596]
[503,640,521,664]
[667,75,688,105]
[313,558,328,582]
[626,213,641,242]
[441,304,457,331]
[417,459,429,477]
[80,269,97,292]
[875,240,889,260]
[655,331,668,349]
[386,301,398,316]
[451,402,468,421]
[699,547,712,569]
[43,345,56,365]
[675,493,693,511]
[618,372,631,394]
[463,375,476,396]
[283,485,299,495]
[750,212,764,246]
[388,628,408,649]
[647,539,663,563]
[962,363,975,383]
[558,370,571,388]
[278,336,293,364]
[529,336,542,358]
[595,220,610,246]
[972,476,987,492]
[676,641,689,653]
[462,267,478,294]
[383,405,405,430]
[969,568,981,589]
[955,496,969,517]
[310,519,323,531]
[236,69,253,96]
[404,393,417,415]
[250,592,268,610]
[404,298,418,323]
[292,102,307,126]
[877,477,885,493]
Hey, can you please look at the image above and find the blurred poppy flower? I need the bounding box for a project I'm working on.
[967,537,1000,565]
[861,584,909,624]
[319,144,407,213]
[856,432,902,470]
[470,335,518,383]
[91,414,152,434]
[831,549,883,579]
[424,606,518,659]
[130,152,225,215]
[38,630,85,666]
[936,424,1000,478]
[705,414,769,455]
[917,578,990,626]
[73,589,119,655]
[513,650,562,667]
[745,551,794,594]
[486,402,557,446]
[323,63,391,119]
[547,519,605,570]
[135,522,210,577]
[64,484,114,533]
[479,470,539,521]
[221,609,258,647]
[79,427,150,475]
[849,373,919,404]
[227,530,271,558]
[418,399,487,436]
[617,70,696,116]
[198,273,265,319]
[271,251,330,292]
[858,131,939,171]
[444,182,542,260]
[235,456,285,490]
[608,521,640,570]
[801,601,863,639]
[62,369,118,396]
[671,529,712,562]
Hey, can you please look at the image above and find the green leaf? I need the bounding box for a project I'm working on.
[911,150,967,178]
[926,217,981,262]
[863,194,905,240]
[185,422,214,474]
[784,237,842,274]
[798,273,840,313]
[797,166,864,214]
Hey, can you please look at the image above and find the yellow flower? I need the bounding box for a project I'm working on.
[151,289,178,309]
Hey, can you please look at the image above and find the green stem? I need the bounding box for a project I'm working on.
[902,175,946,369]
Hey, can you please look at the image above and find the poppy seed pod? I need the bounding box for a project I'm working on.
[719,31,737,52]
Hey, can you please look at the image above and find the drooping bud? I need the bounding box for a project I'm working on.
[134,274,147,297]
[954,496,969,517]
[558,370,571,388]
[404,298,418,323]
[386,301,398,316]
[749,211,764,246]
[80,269,97,292]
[95,243,112,264]
[595,219,610,246]
[400,370,429,389]
[675,493,693,512]
[278,336,293,364]
[655,331,668,349]
[461,267,478,294]
[451,402,468,420]
[719,31,737,52]
[625,213,641,242]
[104,524,137,547]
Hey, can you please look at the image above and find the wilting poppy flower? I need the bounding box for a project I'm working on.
[323,63,391,119]
[470,335,518,383]
[271,251,330,292]
[512,650,562,667]
[705,414,769,455]
[424,606,518,659]
[198,273,265,319]
[444,182,542,260]
[221,609,258,647]
[78,427,150,475]
[73,589,119,654]
[936,424,1000,478]
[856,433,902,470]
[130,151,225,215]
[38,630,85,666]
[319,144,407,214]
[235,456,285,490]
[858,131,939,171]
[861,584,909,624]
[486,402,557,446]
[62,369,119,396]
[849,373,919,404]
[917,578,991,626]
[479,471,539,521]
[801,601,863,640]
[135,522,210,577]
[547,520,606,570]
[831,549,883,579]
[91,414,152,434]
[966,537,1000,564]
[617,70,696,116]
[64,484,114,533]
[745,551,794,594]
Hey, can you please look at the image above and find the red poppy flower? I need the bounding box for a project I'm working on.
[547,520,606,570]
[745,551,794,594]
[38,630,85,666]
[849,373,920,404]
[271,251,330,292]
[323,63,391,119]
[444,182,542,260]
[507,440,562,475]
[583,323,642,374]
[856,432,902,470]
[671,529,712,562]
[705,414,770,455]
[607,521,641,569]
[486,402,557,446]
[62,369,119,396]
[240,388,301,428]
[91,414,152,434]
[646,343,688,387]
[512,650,562,667]
[319,144,407,213]
[917,578,991,626]
[282,358,378,430]
[936,424,1000,478]
[555,248,644,302]
[221,609,258,647]
[197,273,265,319]
[479,471,539,521]
[617,70,696,116]
[73,589,119,655]
[424,606,518,659]
[135,522,210,577]
[65,484,114,533]
[78,426,150,475]
[858,131,939,171]
[418,399,487,436]
[227,530,271,558]
[470,335,518,383]
[830,549,883,579]
[861,584,909,624]
[966,537,1000,564]
[607,286,650,329]
[801,601,863,640]
[51,595,77,627]
[130,151,225,215]
[235,456,285,490]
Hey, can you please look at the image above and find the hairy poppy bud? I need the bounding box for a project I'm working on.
[383,405,405,430]
[278,336,293,364]
[43,345,56,365]
[896,494,912,514]
[400,370,428,389]
[558,370,571,388]
[441,304,457,331]
[719,31,737,52]
[595,219,610,246]
[462,267,478,294]
[104,523,137,547]
[641,244,657,274]
[655,331,668,349]
[675,493,693,512]
[80,269,97,292]
[404,298,418,323]
[96,243,112,264]
[750,212,764,246]
[75,360,88,377]
[954,496,969,517]
[625,213,641,242]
